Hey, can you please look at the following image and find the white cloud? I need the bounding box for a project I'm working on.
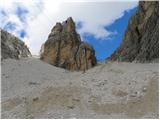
[0,0,138,55]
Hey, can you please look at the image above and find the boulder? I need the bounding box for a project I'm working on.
[1,29,31,60]
[40,17,97,71]
[108,1,159,63]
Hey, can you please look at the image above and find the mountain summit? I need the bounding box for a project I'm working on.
[40,17,97,71]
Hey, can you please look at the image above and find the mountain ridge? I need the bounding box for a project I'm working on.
[1,29,31,60]
[108,1,159,62]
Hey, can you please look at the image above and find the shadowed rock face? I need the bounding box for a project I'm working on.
[40,17,97,71]
[109,1,159,62]
[1,29,31,60]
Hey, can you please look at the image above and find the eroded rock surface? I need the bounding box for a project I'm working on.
[1,29,31,60]
[40,17,97,71]
[109,1,159,62]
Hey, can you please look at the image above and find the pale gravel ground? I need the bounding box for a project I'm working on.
[1,57,159,118]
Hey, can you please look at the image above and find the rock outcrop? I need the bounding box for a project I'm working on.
[40,17,97,71]
[1,29,31,60]
[109,1,159,62]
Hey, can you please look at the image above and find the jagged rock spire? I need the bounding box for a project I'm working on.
[40,17,97,71]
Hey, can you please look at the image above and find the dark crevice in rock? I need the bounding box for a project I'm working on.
[54,40,61,67]
[74,43,80,70]
[84,48,88,70]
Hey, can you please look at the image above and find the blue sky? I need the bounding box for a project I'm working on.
[81,7,137,61]
[0,4,28,39]
[0,0,138,61]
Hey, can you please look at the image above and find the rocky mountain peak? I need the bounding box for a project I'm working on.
[40,17,97,71]
[62,17,75,32]
[51,17,75,34]
[51,22,63,34]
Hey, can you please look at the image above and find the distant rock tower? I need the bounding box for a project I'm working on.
[40,17,97,71]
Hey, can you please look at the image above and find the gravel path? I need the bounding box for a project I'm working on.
[1,57,159,118]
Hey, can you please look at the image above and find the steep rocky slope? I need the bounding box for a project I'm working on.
[40,17,97,71]
[1,58,158,118]
[1,29,31,60]
[109,1,159,62]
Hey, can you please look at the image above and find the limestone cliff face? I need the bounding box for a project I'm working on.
[109,1,159,62]
[1,29,31,60]
[40,17,97,71]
